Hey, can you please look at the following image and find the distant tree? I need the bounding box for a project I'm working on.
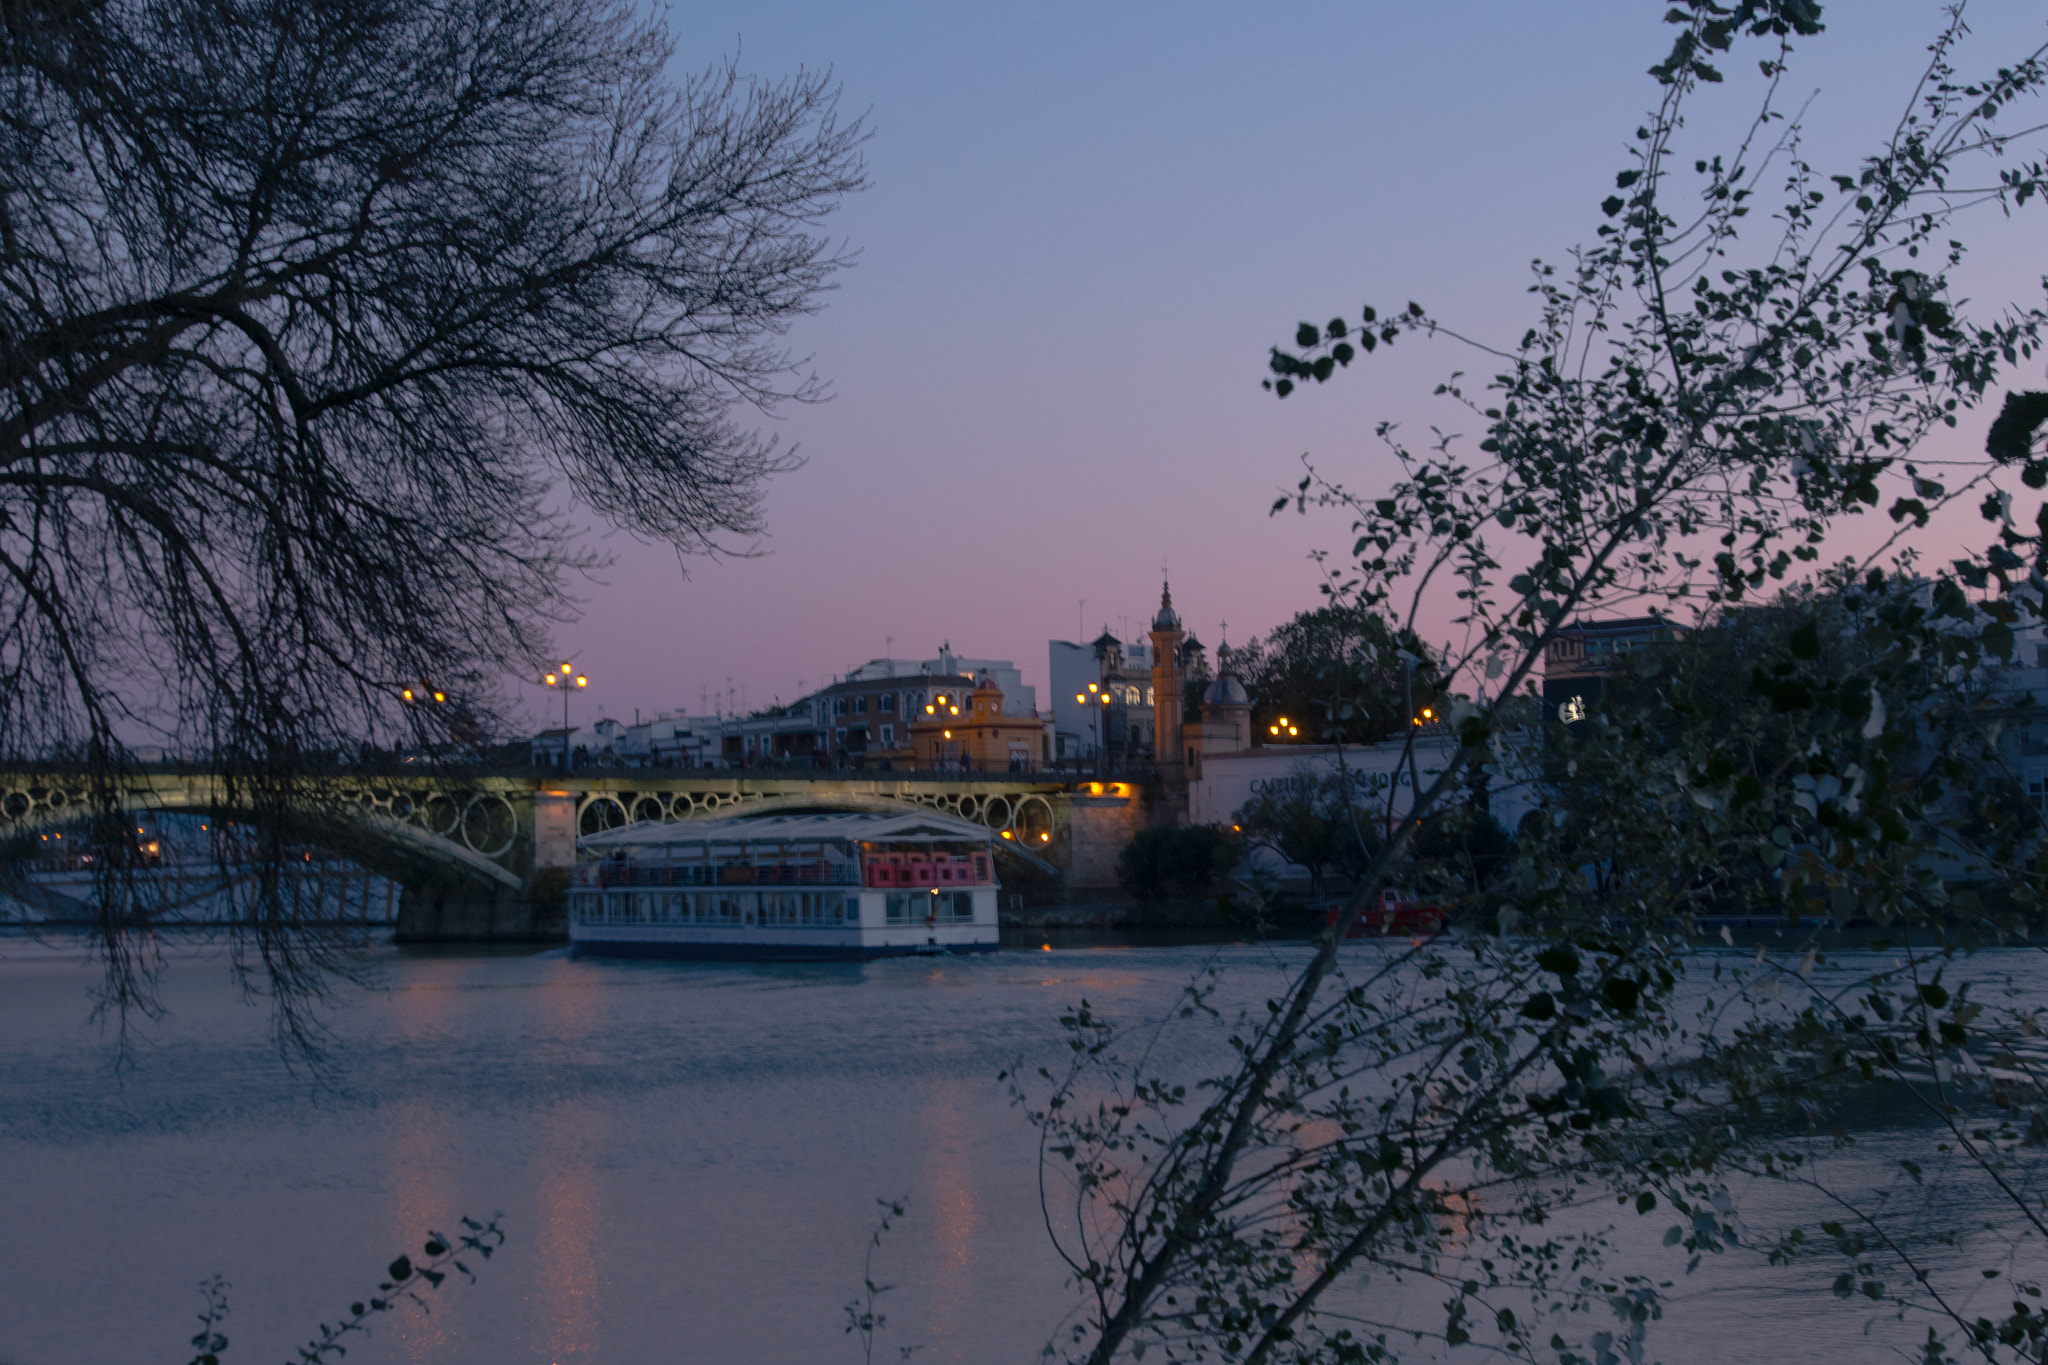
[0,0,866,1042]
[1115,826,1234,903]
[1232,603,1434,745]
[1408,803,1515,902]
[1233,766,1383,900]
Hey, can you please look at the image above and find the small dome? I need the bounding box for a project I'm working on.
[1204,675,1248,707]
[974,671,1000,692]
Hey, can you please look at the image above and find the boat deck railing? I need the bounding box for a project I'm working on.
[584,861,862,888]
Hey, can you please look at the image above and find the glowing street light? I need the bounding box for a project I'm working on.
[402,683,449,707]
[542,662,590,741]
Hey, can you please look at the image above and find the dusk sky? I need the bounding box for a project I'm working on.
[531,2,2048,730]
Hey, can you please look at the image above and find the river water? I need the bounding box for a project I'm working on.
[0,935,2041,1364]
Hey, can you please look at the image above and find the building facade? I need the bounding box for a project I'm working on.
[810,672,978,767]
[1542,615,1683,732]
[906,673,1052,771]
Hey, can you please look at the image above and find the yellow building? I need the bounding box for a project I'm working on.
[909,673,1050,772]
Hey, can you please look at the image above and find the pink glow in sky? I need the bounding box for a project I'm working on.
[526,3,2048,731]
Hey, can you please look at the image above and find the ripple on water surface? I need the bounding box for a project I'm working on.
[0,938,2041,1364]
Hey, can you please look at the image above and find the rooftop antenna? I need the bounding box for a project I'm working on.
[885,636,894,675]
[1078,598,1085,643]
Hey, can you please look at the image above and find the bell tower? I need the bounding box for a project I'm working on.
[1149,580,1187,816]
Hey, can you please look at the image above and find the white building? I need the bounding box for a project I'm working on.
[530,717,627,768]
[843,645,1037,717]
[1048,633,1154,759]
[1190,734,1540,840]
[617,713,721,767]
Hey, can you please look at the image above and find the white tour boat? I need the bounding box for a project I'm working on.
[568,808,1003,960]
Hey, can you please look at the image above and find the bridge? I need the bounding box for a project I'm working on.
[0,770,1152,940]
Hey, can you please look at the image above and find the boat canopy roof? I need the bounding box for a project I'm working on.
[578,808,996,853]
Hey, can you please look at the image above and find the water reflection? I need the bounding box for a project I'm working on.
[918,1077,985,1355]
[383,957,464,1365]
[531,963,606,1362]
[3,941,2045,1363]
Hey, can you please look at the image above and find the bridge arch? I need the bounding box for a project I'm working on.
[572,781,1066,842]
[0,781,523,891]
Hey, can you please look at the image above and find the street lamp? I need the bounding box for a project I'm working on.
[542,662,589,739]
[1073,680,1111,773]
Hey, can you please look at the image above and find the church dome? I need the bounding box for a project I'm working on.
[1204,675,1249,707]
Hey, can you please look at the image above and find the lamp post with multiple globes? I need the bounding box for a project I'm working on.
[1072,680,1110,773]
[542,662,589,738]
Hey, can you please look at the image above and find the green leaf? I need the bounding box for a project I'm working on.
[1603,195,1626,217]
[1295,323,1319,348]
[1637,1191,1657,1214]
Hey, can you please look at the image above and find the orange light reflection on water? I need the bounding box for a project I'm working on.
[531,965,606,1361]
[918,1077,986,1355]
